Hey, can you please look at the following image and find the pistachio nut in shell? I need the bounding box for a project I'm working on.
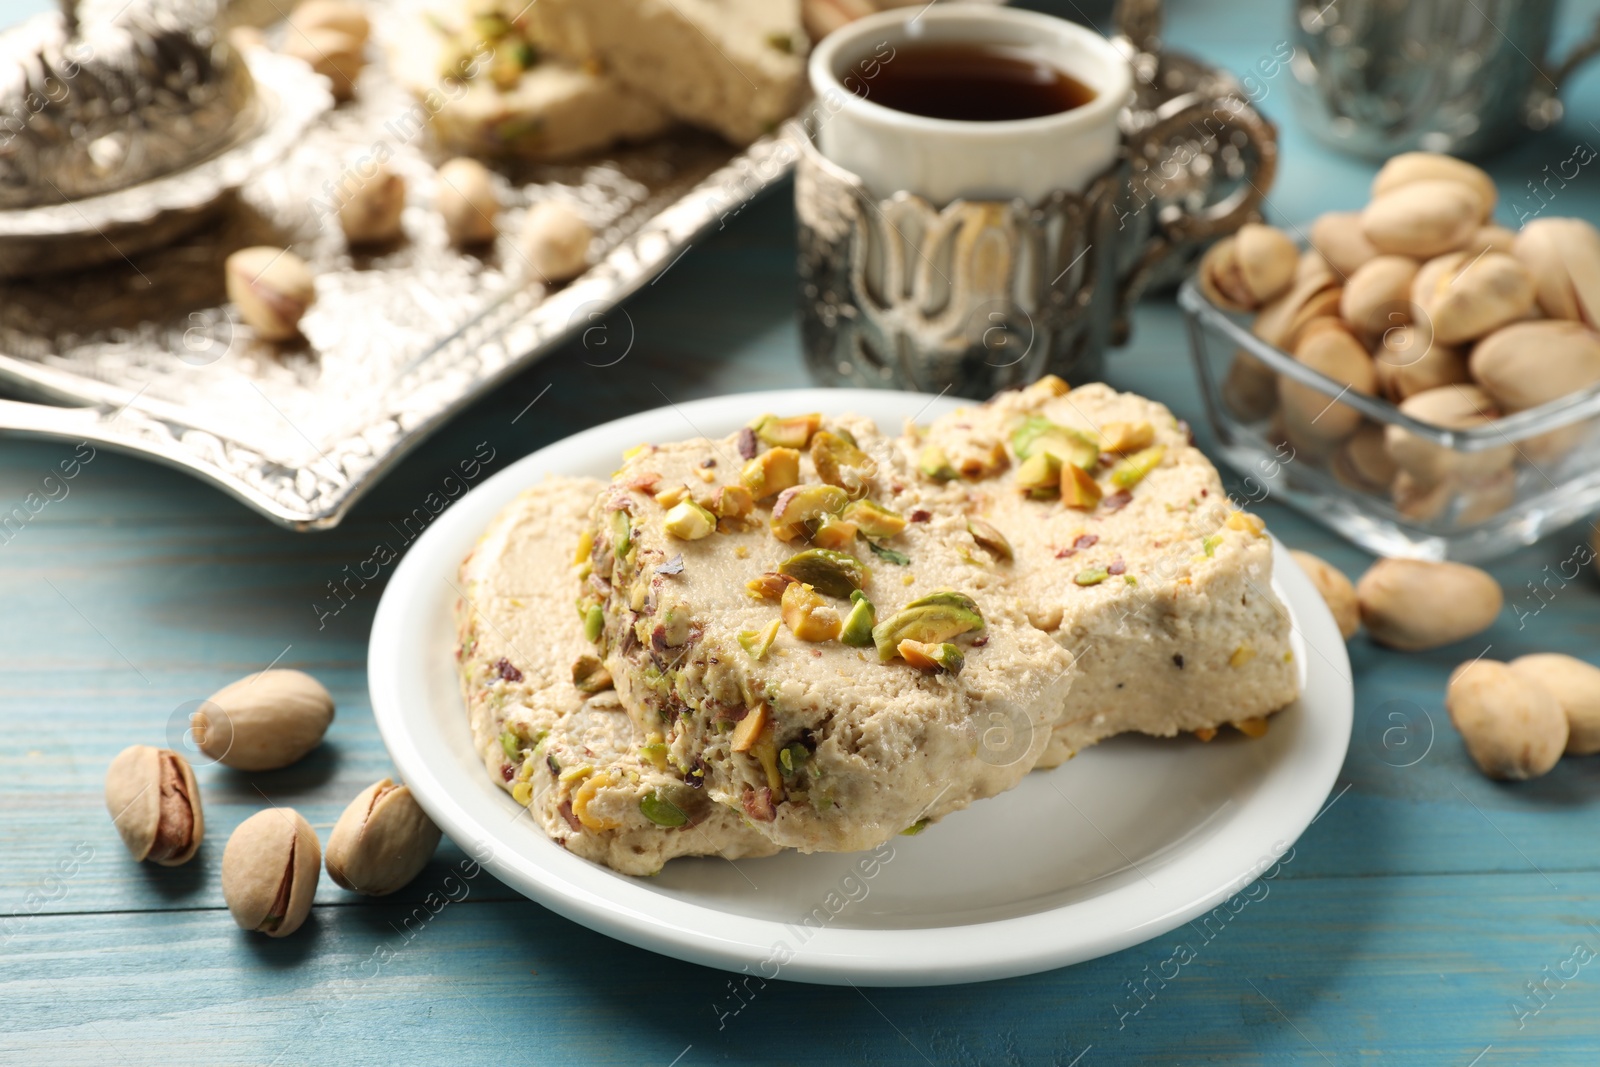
[1333,423,1397,492]
[436,157,500,246]
[1279,320,1375,446]
[1446,659,1565,780]
[105,745,204,866]
[1198,224,1297,310]
[1469,225,1517,257]
[287,0,371,44]
[520,200,592,283]
[1360,180,1481,259]
[1411,250,1535,346]
[1372,320,1468,402]
[224,246,315,342]
[283,26,364,101]
[1508,653,1600,756]
[1383,384,1512,487]
[1356,558,1502,651]
[1309,211,1378,276]
[1288,550,1359,639]
[223,808,321,937]
[325,779,442,896]
[1468,320,1600,412]
[337,165,406,245]
[193,668,335,771]
[1253,273,1340,350]
[1370,152,1497,220]
[1340,254,1418,339]
[1296,248,1336,288]
[1512,216,1600,326]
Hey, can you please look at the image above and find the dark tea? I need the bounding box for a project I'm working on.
[858,41,1097,122]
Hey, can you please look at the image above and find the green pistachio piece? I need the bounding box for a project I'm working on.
[610,509,633,560]
[840,589,876,647]
[1014,451,1062,496]
[663,500,717,540]
[871,592,985,661]
[500,730,520,761]
[1011,416,1100,469]
[811,431,875,495]
[1109,446,1166,489]
[751,413,821,449]
[583,604,604,643]
[842,499,907,538]
[868,542,910,566]
[901,818,929,836]
[778,548,868,599]
[919,444,958,482]
[736,618,781,661]
[966,517,1013,561]
[1202,534,1222,557]
[571,654,613,694]
[639,791,688,828]
[1075,568,1109,586]
[769,484,849,537]
[740,447,801,500]
[779,743,810,776]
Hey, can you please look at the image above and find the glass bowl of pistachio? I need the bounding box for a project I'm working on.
[1178,162,1600,563]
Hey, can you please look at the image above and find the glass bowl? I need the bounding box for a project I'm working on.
[1178,277,1600,562]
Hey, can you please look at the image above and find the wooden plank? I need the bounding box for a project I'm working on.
[5,872,1599,1064]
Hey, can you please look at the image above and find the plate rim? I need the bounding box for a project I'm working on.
[368,387,1354,986]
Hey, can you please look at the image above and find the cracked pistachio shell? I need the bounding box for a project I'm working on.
[338,165,405,245]
[105,745,204,866]
[1468,320,1600,412]
[1447,660,1565,780]
[1279,320,1375,447]
[1372,320,1468,403]
[436,157,500,246]
[1370,152,1497,221]
[1332,424,1396,493]
[1253,273,1341,350]
[1411,251,1535,346]
[1309,211,1378,276]
[1198,224,1297,310]
[1512,217,1600,325]
[325,779,442,896]
[520,201,592,283]
[1357,558,1502,652]
[194,669,335,771]
[1383,384,1512,487]
[1340,255,1418,339]
[1361,180,1481,259]
[222,808,321,937]
[225,246,315,342]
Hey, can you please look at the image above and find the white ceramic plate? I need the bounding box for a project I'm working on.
[368,389,1353,986]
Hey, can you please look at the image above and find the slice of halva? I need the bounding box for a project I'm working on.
[526,0,807,144]
[456,477,777,875]
[387,0,673,159]
[906,378,1301,767]
[586,414,1076,853]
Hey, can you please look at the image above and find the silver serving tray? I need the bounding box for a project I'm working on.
[0,14,794,529]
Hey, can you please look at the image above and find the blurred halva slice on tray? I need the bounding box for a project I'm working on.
[526,0,809,144]
[387,0,673,159]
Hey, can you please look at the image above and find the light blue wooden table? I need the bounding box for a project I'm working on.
[8,0,1600,1062]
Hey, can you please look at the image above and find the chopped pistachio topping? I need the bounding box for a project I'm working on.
[1010,415,1099,469]
[610,508,633,560]
[500,730,520,761]
[897,639,964,674]
[1099,420,1155,454]
[966,517,1013,561]
[811,431,874,495]
[840,590,876,647]
[663,500,716,540]
[751,413,821,449]
[770,483,849,540]
[1014,450,1062,497]
[1074,568,1109,586]
[919,444,958,482]
[1202,534,1222,558]
[1109,446,1166,489]
[1061,463,1102,510]
[871,592,984,661]
[737,618,782,660]
[842,499,906,538]
[779,742,810,776]
[573,528,594,565]
[868,542,910,566]
[811,517,858,549]
[901,818,929,836]
[1226,510,1267,536]
[740,447,801,500]
[779,548,869,599]
[640,742,669,770]
[583,604,604,643]
[639,791,688,827]
[781,582,843,642]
